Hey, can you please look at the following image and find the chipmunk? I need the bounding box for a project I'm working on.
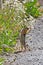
[20,27,31,51]
[14,27,31,54]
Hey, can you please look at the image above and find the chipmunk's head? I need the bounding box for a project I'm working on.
[25,27,31,34]
[21,27,31,35]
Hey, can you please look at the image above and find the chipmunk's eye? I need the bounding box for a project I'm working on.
[27,28,29,30]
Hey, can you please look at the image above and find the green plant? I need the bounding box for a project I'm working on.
[24,0,40,18]
[0,2,25,52]
[0,58,5,65]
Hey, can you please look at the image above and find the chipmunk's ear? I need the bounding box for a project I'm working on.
[26,27,31,34]
[26,28,29,30]
[27,26,31,30]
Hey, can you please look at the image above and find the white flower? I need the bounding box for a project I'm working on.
[10,10,11,12]
[4,12,6,14]
[14,18,16,20]
[24,18,27,22]
[6,32,8,36]
[9,39,12,42]
[31,0,34,2]
[15,0,18,1]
